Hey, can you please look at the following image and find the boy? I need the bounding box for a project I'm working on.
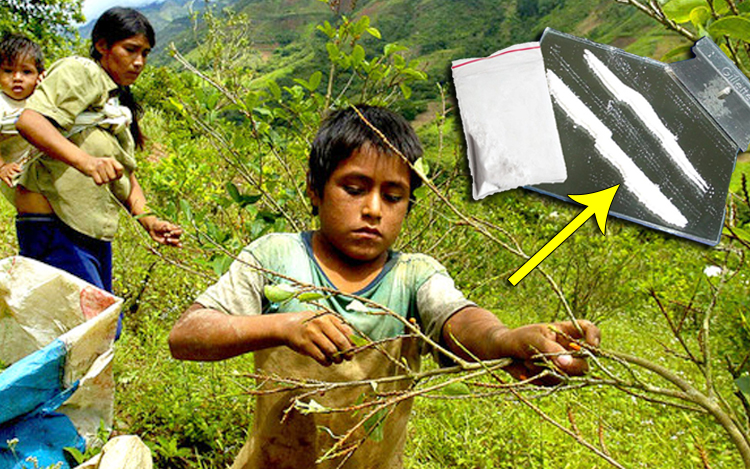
[0,33,43,202]
[169,105,600,469]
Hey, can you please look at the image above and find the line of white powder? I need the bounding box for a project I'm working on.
[546,70,689,228]
[583,50,708,193]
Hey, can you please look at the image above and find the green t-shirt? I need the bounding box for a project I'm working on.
[20,56,137,240]
[196,232,475,469]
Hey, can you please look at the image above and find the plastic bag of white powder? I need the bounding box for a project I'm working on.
[452,42,568,199]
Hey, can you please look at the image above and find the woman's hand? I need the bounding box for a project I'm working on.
[0,162,21,187]
[80,155,124,185]
[139,216,183,247]
[282,311,355,366]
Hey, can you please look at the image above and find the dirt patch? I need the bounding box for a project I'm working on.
[576,8,604,36]
[413,102,441,128]
[739,152,750,163]
[610,36,638,49]
[146,142,169,163]
[652,36,691,61]
[256,43,279,61]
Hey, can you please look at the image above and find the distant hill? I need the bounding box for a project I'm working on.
[81,0,679,61]
[80,0,685,107]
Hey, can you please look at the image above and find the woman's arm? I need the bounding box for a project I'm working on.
[126,172,182,247]
[16,109,124,184]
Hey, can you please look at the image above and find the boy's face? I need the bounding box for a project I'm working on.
[0,55,40,101]
[310,146,411,265]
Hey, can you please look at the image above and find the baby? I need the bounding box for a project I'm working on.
[0,33,44,199]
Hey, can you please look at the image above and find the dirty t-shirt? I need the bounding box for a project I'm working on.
[20,56,137,241]
[195,232,475,469]
[0,93,29,206]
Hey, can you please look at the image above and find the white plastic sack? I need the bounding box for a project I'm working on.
[75,435,153,469]
[452,42,568,199]
[0,256,122,469]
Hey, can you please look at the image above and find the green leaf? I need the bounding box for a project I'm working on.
[413,157,429,179]
[393,54,406,69]
[267,80,281,100]
[326,42,340,62]
[316,20,336,38]
[662,0,709,23]
[399,83,412,99]
[729,226,750,242]
[363,408,388,442]
[226,182,242,203]
[349,334,370,347]
[264,284,297,303]
[297,291,325,302]
[660,45,694,62]
[384,43,407,57]
[309,71,322,91]
[352,45,366,66]
[179,199,193,222]
[713,0,730,14]
[441,382,472,396]
[708,17,750,42]
[413,186,430,200]
[64,447,86,464]
[167,97,184,113]
[211,255,232,276]
[689,6,711,29]
[366,27,382,39]
[736,374,750,397]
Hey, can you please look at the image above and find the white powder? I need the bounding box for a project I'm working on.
[547,70,689,228]
[451,43,567,199]
[583,50,708,193]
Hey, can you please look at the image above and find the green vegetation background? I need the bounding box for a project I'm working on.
[2,0,750,467]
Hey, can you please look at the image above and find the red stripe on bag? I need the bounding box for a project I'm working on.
[452,45,541,69]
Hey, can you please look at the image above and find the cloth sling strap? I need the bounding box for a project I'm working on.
[0,97,132,186]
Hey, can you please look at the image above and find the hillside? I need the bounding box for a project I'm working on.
[86,0,683,85]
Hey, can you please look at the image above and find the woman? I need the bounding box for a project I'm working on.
[15,7,181,335]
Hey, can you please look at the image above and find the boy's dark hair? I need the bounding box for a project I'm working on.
[90,7,155,149]
[308,105,423,215]
[0,33,45,73]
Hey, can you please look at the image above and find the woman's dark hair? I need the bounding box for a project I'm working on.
[308,105,423,215]
[0,33,45,73]
[90,7,155,149]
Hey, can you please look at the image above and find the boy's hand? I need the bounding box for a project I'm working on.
[498,320,600,385]
[0,162,21,187]
[284,311,355,366]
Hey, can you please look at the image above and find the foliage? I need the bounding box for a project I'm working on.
[1,0,749,467]
[122,3,750,463]
[614,0,750,74]
[0,0,84,61]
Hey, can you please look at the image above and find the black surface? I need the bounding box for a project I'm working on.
[532,29,738,245]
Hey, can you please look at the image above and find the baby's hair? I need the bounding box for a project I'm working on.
[308,105,423,215]
[0,33,45,73]
[90,7,155,149]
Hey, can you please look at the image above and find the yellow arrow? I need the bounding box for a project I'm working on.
[509,184,620,286]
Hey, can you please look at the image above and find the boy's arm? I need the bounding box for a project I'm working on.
[169,303,355,365]
[441,306,600,379]
[15,109,123,184]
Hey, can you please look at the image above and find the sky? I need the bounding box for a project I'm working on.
[82,0,162,23]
